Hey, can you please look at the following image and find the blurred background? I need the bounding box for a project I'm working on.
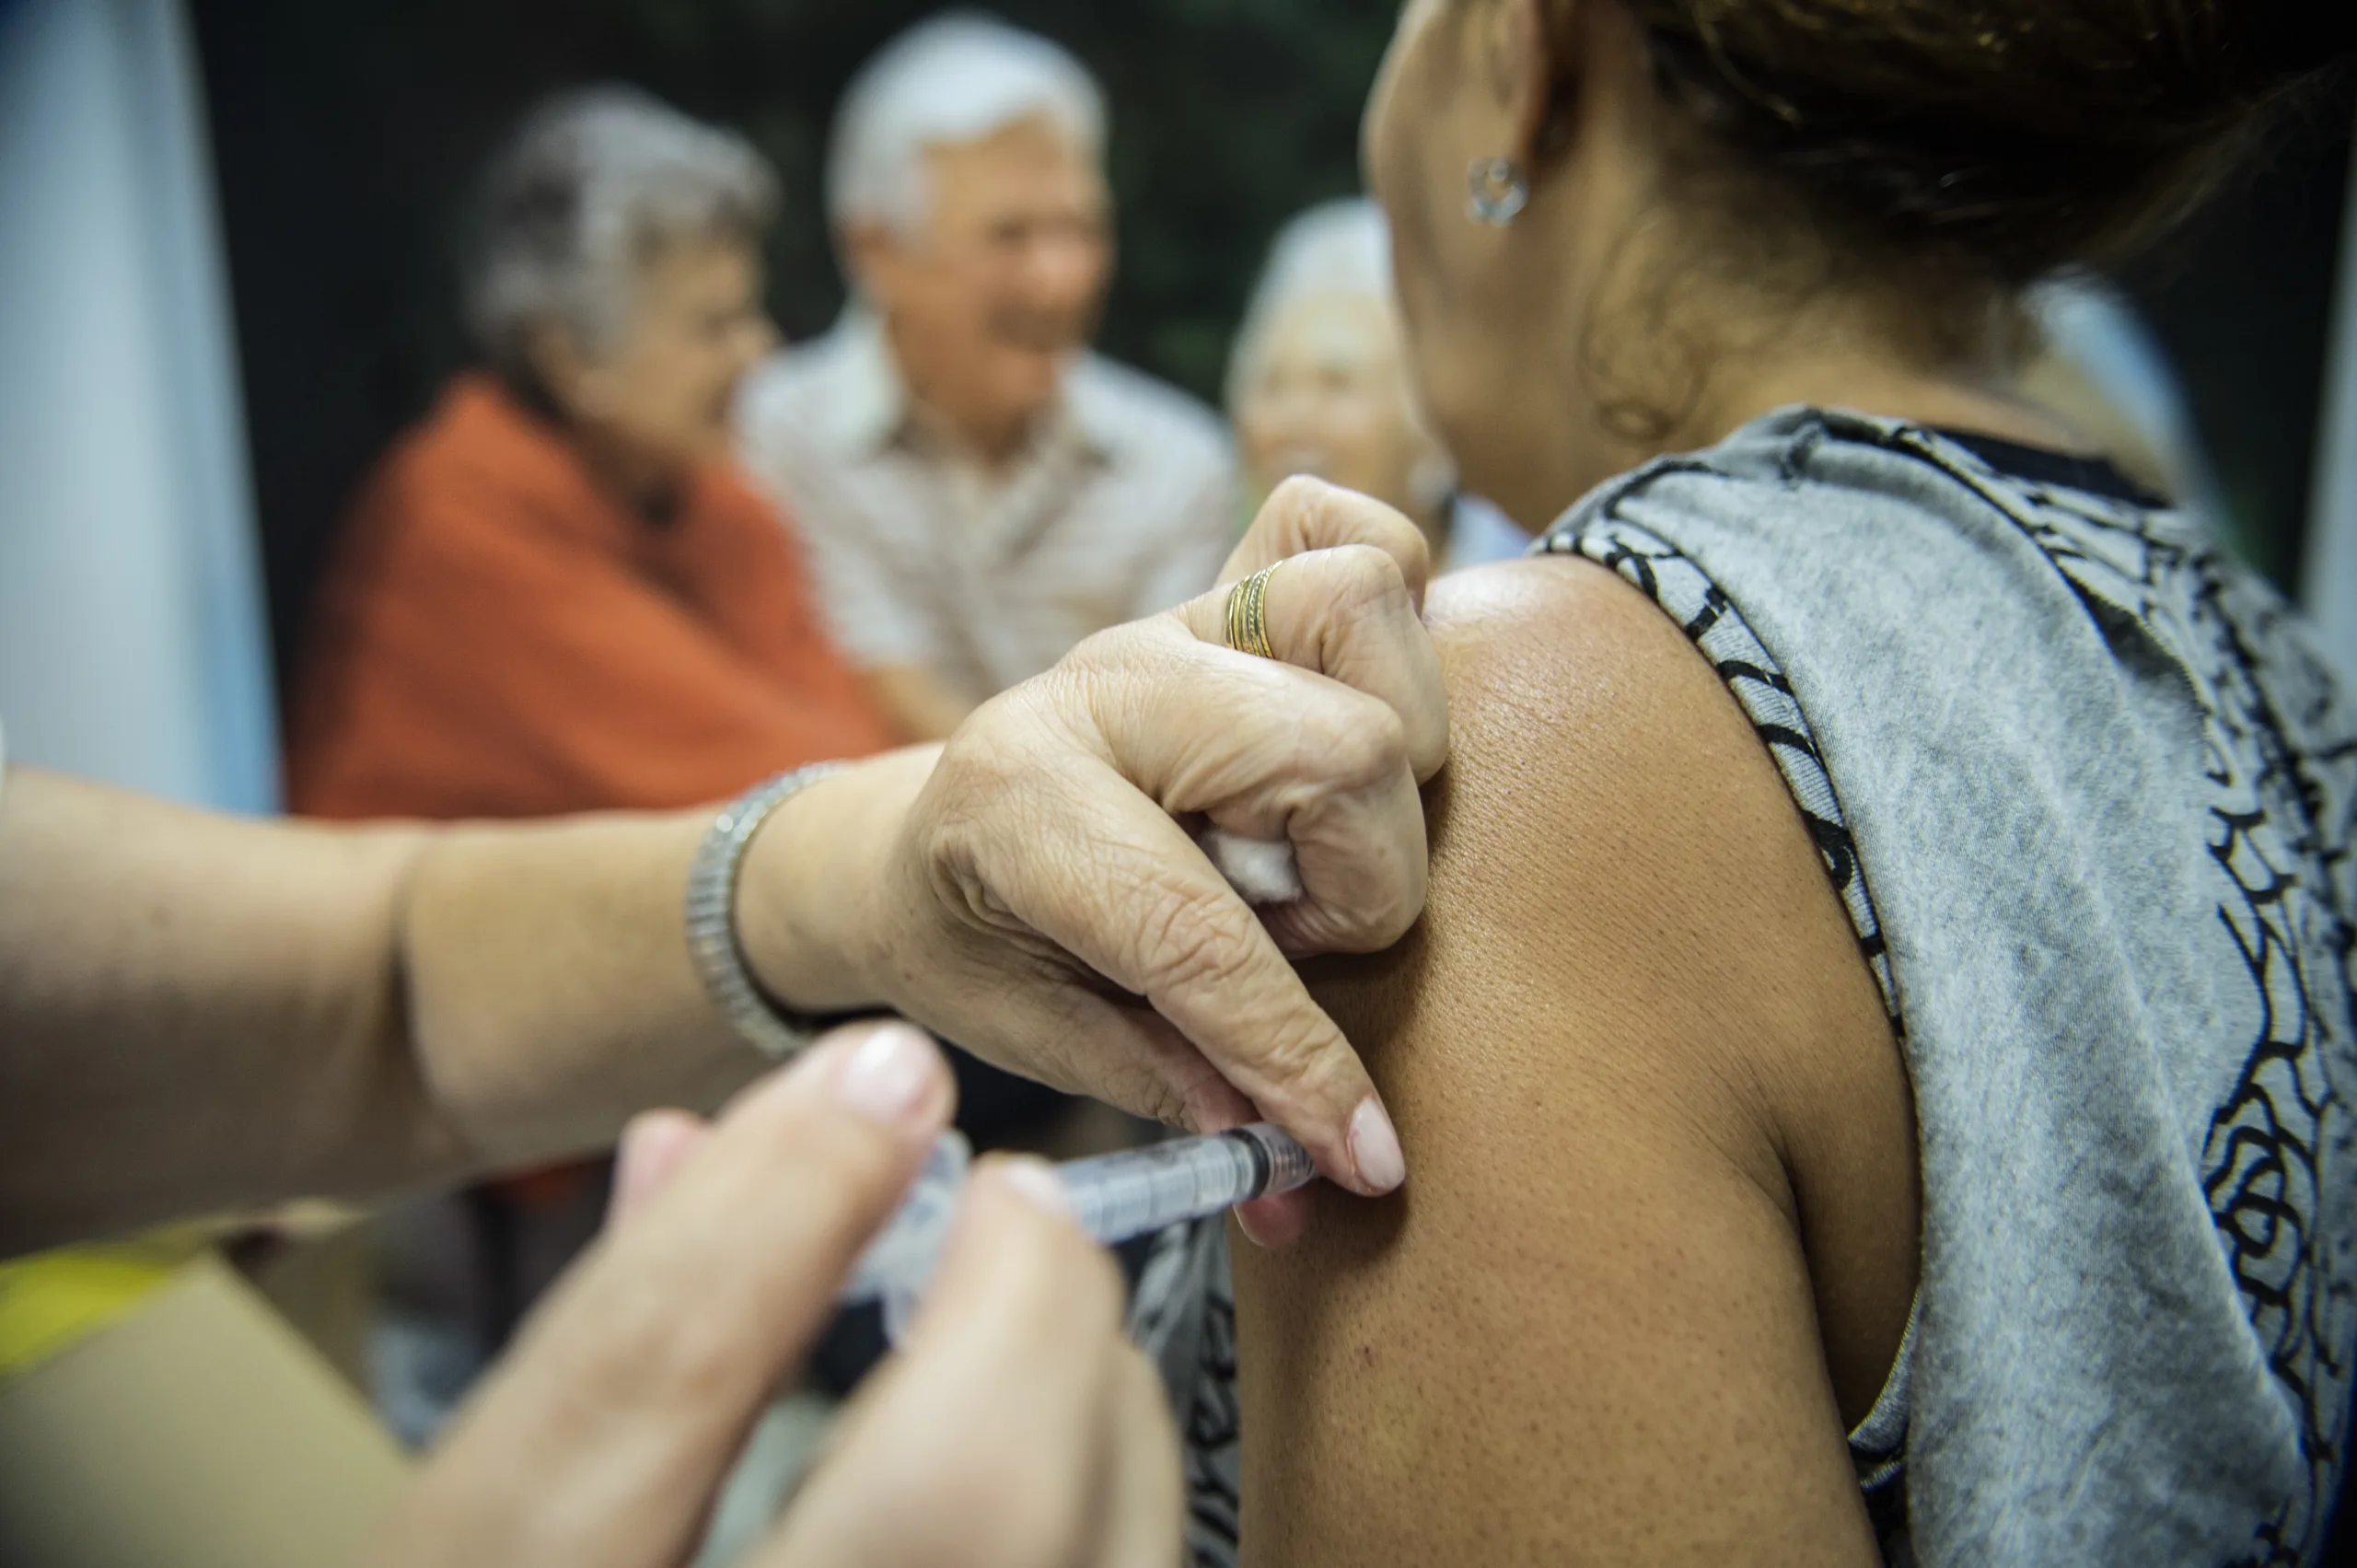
[187,0,2354,671]
[194,0,1396,679]
[4,2,2357,1562]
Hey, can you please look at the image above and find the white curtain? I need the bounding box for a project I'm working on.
[0,0,277,812]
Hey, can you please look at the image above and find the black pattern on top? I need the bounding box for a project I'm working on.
[1540,513,1911,1547]
[1558,422,2357,1562]
[1876,424,2357,1567]
[1541,519,1902,1030]
[1154,418,2357,1567]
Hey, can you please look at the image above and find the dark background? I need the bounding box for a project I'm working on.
[187,0,2354,694]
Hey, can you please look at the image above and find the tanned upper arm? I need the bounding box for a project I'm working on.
[1234,555,1919,1564]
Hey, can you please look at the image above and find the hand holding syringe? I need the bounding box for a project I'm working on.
[843,1121,1319,1341]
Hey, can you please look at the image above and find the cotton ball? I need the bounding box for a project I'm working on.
[1199,828,1305,906]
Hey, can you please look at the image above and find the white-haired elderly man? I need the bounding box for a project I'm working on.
[738,12,1240,743]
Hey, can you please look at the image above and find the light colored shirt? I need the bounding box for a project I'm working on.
[737,313,1240,708]
[1447,494,1532,571]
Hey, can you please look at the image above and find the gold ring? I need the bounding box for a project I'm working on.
[1224,564,1280,660]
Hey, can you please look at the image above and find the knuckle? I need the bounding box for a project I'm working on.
[1264,1005,1345,1078]
[1059,620,1142,676]
[925,705,1069,860]
[1101,1054,1197,1132]
[1283,482,1428,568]
[1298,691,1410,788]
[1326,540,1411,610]
[1234,1010,1349,1107]
[1368,859,1430,946]
[1133,882,1258,999]
[1266,472,1331,530]
[1061,616,1190,688]
[1144,1081,1195,1131]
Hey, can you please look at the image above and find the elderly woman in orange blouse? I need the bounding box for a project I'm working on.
[288,87,896,824]
[285,87,903,1394]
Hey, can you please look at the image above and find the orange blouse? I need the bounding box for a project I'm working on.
[287,375,895,820]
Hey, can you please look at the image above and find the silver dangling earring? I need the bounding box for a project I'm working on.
[1467,157,1529,227]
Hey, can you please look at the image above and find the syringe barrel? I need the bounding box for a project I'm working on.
[1059,1124,1318,1247]
[841,1123,1318,1342]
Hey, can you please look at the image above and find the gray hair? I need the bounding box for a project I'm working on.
[827,12,1105,239]
[1225,198,1399,413]
[469,86,779,377]
[1228,198,1456,514]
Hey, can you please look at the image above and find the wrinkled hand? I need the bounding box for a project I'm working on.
[369,1022,1177,1568]
[761,480,1446,1226]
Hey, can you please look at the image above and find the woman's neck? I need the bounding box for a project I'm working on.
[1480,305,2073,531]
[1680,353,2076,459]
[574,428,686,523]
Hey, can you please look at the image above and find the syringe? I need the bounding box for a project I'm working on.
[842,1123,1318,1340]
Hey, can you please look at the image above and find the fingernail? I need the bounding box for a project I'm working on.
[991,1156,1073,1218]
[610,1116,661,1220]
[609,1110,703,1225]
[1349,1098,1407,1194]
[829,1022,941,1130]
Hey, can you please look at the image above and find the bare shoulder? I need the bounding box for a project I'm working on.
[1365,554,1895,1121]
[1232,554,1917,1565]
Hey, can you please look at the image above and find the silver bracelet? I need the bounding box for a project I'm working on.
[684,762,852,1060]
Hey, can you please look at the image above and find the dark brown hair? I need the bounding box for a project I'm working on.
[1618,0,2356,285]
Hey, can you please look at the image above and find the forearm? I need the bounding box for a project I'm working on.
[734,746,938,1016]
[0,771,451,1251]
[362,749,946,1189]
[0,763,916,1256]
[392,811,761,1175]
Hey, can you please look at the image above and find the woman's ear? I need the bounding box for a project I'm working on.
[524,319,609,424]
[840,218,905,311]
[1487,0,1583,168]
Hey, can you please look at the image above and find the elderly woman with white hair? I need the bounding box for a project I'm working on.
[289,87,894,828]
[1229,199,1526,575]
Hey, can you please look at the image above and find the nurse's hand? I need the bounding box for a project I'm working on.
[740,481,1446,1212]
[369,1022,1176,1568]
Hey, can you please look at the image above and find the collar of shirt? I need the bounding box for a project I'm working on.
[810,309,1122,557]
[812,308,1120,469]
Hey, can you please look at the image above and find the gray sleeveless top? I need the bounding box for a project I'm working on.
[1136,407,2357,1566]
